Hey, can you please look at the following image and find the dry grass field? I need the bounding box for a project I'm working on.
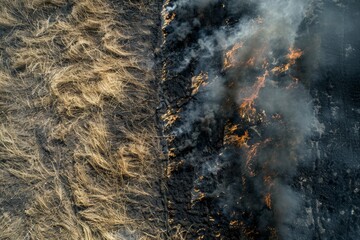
[0,0,164,239]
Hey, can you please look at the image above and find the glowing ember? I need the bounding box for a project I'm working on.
[245,143,259,177]
[230,220,240,226]
[265,193,272,209]
[263,175,273,186]
[246,57,255,67]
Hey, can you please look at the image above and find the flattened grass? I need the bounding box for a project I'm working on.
[0,0,162,239]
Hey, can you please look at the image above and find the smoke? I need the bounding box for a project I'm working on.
[163,0,316,238]
[166,0,218,11]
[272,182,303,239]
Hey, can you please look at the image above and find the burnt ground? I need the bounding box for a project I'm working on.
[296,1,360,239]
[159,0,360,240]
[160,1,233,239]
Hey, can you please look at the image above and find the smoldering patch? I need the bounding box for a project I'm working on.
[162,0,316,239]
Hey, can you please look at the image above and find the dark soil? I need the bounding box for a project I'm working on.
[159,0,360,239]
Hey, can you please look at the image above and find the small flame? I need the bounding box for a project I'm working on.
[239,100,257,121]
[230,220,240,226]
[224,42,244,69]
[238,71,268,122]
[226,131,249,148]
[271,48,303,74]
[244,71,268,102]
[245,143,259,177]
[224,123,250,148]
[227,124,239,133]
[264,175,275,210]
[224,43,268,70]
[263,175,273,186]
[265,193,272,209]
[246,57,255,67]
[287,48,303,60]
[245,138,272,177]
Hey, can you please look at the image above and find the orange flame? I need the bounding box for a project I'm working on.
[224,42,244,69]
[225,47,269,70]
[245,142,259,177]
[226,131,249,148]
[265,193,272,209]
[271,48,303,74]
[263,175,273,186]
[263,175,276,210]
[224,123,250,148]
[238,71,268,121]
[244,71,268,102]
[287,48,303,60]
[246,57,255,67]
[239,100,257,120]
[245,138,272,177]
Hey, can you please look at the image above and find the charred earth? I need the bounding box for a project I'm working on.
[160,0,360,239]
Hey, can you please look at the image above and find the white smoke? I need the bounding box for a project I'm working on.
[163,0,316,239]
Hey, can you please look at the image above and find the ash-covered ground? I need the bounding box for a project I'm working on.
[159,0,360,239]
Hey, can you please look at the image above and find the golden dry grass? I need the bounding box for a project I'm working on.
[0,0,163,239]
[169,225,188,240]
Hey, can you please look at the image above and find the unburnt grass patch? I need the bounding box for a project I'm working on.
[0,0,164,239]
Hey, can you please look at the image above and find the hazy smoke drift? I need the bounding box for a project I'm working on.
[164,0,314,239]
[225,1,313,238]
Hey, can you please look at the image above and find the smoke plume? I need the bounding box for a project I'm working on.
[163,0,317,238]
